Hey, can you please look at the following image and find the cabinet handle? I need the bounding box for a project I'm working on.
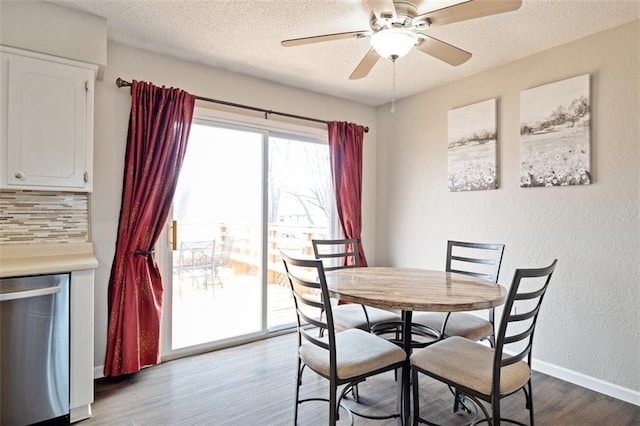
[84,172,89,182]
[14,172,23,179]
[0,286,61,302]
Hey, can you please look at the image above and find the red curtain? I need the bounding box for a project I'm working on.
[104,81,195,377]
[327,121,368,266]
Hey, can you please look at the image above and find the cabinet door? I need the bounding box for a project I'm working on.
[6,56,93,190]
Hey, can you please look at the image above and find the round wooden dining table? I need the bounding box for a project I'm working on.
[325,267,507,426]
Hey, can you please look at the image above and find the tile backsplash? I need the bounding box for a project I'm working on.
[0,190,89,244]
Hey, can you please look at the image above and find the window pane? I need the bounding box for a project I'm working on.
[267,136,334,330]
[171,123,263,349]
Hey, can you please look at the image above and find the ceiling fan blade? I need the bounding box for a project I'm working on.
[349,48,380,80]
[416,34,472,66]
[281,30,369,47]
[367,0,397,20]
[415,0,522,27]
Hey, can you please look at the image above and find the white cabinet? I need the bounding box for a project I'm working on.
[0,47,96,191]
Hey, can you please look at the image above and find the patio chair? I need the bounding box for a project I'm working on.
[281,251,406,425]
[213,234,234,287]
[410,260,558,426]
[178,240,216,296]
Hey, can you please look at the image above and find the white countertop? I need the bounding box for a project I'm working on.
[0,242,98,278]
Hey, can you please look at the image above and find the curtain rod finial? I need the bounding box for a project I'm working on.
[116,78,132,88]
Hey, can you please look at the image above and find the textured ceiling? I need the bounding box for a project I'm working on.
[49,0,640,106]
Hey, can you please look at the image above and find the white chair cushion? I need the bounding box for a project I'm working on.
[332,304,401,332]
[412,311,493,341]
[410,336,530,397]
[300,328,406,380]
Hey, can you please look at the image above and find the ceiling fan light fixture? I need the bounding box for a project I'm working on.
[370,28,418,60]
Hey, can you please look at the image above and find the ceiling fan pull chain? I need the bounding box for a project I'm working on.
[391,58,397,113]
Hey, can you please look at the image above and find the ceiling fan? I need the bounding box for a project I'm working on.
[281,0,522,80]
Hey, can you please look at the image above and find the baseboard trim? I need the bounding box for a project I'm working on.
[532,358,640,406]
[93,365,104,380]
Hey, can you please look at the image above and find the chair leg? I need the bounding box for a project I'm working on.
[492,393,501,426]
[351,383,360,402]
[294,358,302,425]
[412,368,420,426]
[453,389,460,412]
[527,380,535,426]
[452,388,472,413]
[330,380,338,425]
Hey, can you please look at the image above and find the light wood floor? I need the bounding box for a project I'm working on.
[85,333,639,425]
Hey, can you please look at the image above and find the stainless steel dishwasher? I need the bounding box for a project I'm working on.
[1,273,70,425]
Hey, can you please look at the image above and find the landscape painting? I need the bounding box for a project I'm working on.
[447,98,497,192]
[520,74,591,187]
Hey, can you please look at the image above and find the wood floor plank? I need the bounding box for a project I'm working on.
[86,333,640,425]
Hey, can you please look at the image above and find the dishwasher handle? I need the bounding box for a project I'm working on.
[0,286,61,302]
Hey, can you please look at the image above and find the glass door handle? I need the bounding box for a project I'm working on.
[171,220,178,251]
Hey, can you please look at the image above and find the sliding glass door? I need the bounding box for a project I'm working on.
[160,112,335,358]
[169,123,264,352]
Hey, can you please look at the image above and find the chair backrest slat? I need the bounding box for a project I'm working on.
[450,255,499,266]
[503,322,535,345]
[312,238,360,271]
[300,331,330,351]
[446,240,505,283]
[501,341,533,366]
[448,268,495,281]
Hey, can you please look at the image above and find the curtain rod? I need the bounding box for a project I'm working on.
[115,78,369,133]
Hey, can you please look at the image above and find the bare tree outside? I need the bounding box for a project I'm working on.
[268,137,332,228]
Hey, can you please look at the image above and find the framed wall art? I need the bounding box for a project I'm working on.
[520,74,591,187]
[447,98,497,192]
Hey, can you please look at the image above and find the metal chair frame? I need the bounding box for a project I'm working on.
[281,252,405,425]
[212,234,234,286]
[177,240,216,296]
[441,240,506,412]
[311,238,361,272]
[442,240,506,347]
[411,260,558,426]
[311,238,371,329]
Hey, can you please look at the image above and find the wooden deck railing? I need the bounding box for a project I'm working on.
[229,227,326,284]
[174,222,328,285]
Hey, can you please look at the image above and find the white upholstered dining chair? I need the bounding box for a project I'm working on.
[281,251,406,425]
[412,240,505,346]
[410,260,558,426]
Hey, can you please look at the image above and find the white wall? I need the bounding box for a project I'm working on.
[376,20,640,400]
[0,1,107,78]
[91,42,378,369]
